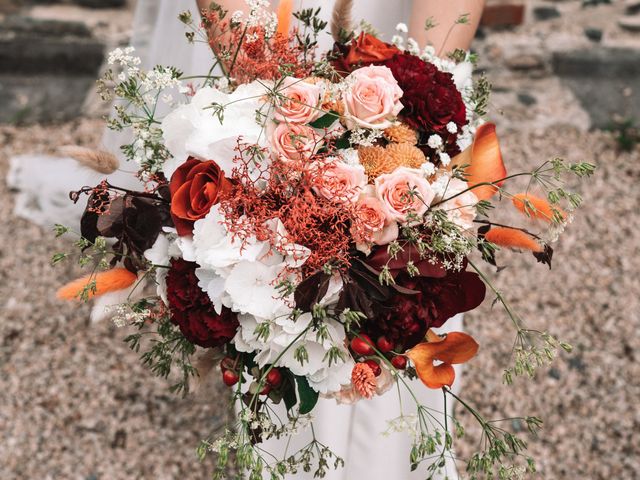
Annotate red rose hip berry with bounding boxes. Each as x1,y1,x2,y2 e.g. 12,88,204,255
222,370,239,386
266,368,283,387
376,336,394,353
364,359,382,377
351,334,375,356
391,355,407,370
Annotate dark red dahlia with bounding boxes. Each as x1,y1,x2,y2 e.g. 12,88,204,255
165,258,238,348
382,53,467,155
363,251,486,350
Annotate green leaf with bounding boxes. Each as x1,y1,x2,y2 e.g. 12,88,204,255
282,374,298,411
309,111,339,129
295,375,318,414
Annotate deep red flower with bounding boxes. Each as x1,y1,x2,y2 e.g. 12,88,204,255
382,53,467,154
165,258,239,348
364,250,486,350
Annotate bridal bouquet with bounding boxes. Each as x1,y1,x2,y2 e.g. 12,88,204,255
54,1,594,478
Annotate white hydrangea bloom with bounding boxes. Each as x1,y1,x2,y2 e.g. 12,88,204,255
161,81,271,179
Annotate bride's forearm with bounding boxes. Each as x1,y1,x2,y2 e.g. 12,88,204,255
196,0,252,14
409,0,485,55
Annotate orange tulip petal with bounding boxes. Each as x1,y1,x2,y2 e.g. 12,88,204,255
407,331,479,389
57,268,137,301
512,193,566,222
276,0,294,37
484,227,544,253
452,123,506,201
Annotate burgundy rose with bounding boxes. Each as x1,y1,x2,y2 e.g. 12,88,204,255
165,258,238,348
382,53,467,153
169,157,232,236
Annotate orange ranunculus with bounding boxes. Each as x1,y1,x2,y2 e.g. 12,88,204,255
169,157,232,236
451,123,506,201
332,32,401,75
406,330,479,389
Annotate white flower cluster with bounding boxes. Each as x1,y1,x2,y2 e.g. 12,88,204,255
235,0,278,41
108,46,141,76
111,304,150,328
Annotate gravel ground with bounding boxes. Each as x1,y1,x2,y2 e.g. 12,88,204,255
2,120,638,479
1,1,639,477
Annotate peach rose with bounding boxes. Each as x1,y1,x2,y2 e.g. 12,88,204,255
343,65,403,129
314,161,367,204
353,188,399,246
273,77,323,124
375,167,435,223
435,177,478,230
270,122,320,162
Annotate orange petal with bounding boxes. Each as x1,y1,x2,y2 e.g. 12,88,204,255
57,268,137,301
430,332,479,365
484,227,543,253
512,193,566,222
452,123,506,201
276,0,294,37
407,332,479,389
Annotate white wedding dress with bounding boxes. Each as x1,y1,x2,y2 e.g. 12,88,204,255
8,1,463,478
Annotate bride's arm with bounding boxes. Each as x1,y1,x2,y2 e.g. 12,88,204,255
196,0,250,14
409,0,485,54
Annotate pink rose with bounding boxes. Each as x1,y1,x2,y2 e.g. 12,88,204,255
273,77,323,124
313,161,367,204
375,167,435,223
435,177,478,230
353,187,399,246
343,65,403,129
270,122,320,162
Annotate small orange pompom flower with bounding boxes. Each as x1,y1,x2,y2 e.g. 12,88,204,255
352,362,377,398
384,123,418,144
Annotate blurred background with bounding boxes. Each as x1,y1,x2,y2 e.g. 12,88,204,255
0,0,638,478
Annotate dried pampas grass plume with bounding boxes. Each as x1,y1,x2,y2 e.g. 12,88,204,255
59,145,119,174
331,0,354,42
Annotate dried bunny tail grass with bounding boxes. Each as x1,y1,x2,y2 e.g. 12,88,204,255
484,227,544,253
331,0,354,42
358,145,391,180
59,145,119,174
57,268,137,301
512,193,566,222
384,123,418,145
386,142,426,169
